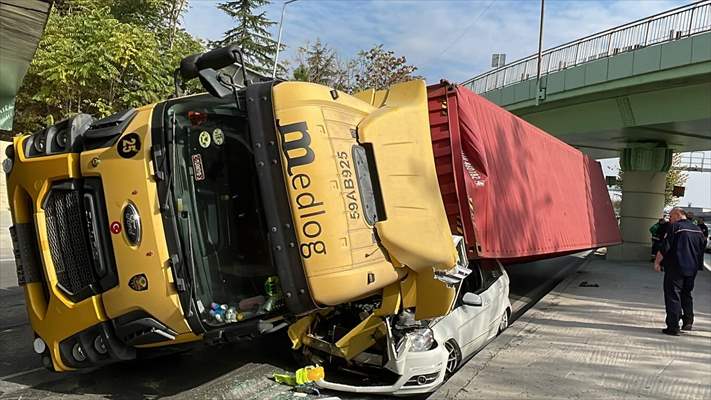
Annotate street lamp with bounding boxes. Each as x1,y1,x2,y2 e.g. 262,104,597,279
273,0,299,79
535,0,545,105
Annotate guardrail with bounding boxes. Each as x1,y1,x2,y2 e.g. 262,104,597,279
463,1,711,93
677,151,711,172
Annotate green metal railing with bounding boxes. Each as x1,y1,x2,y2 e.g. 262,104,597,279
677,152,711,172
463,1,711,93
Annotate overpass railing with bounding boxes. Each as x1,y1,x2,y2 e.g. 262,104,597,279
676,151,711,172
463,1,711,93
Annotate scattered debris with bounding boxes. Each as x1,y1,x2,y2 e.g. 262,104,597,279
273,365,325,386
204,276,286,325
293,384,320,396
578,281,599,287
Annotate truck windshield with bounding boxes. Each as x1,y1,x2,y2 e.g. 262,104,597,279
167,95,280,327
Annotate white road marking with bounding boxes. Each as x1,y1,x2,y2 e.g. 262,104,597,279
0,367,44,381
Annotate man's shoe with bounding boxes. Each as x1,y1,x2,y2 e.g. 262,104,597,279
681,324,693,331
662,328,680,336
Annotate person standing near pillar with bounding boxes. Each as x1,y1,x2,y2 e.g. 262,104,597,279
654,208,705,335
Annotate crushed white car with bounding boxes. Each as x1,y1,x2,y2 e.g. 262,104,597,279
315,260,511,396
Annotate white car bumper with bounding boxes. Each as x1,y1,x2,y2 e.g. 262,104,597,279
316,344,449,396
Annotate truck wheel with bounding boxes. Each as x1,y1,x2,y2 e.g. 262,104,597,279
497,308,510,335
444,340,461,376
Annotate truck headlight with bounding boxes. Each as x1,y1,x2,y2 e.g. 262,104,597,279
23,114,94,158
71,342,87,362
55,128,69,149
407,328,434,352
33,132,47,153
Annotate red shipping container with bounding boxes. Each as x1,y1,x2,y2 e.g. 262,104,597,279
428,82,621,261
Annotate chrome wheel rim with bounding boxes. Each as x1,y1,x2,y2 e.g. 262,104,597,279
444,341,459,374
499,311,509,333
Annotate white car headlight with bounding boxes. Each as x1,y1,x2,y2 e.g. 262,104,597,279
407,328,434,352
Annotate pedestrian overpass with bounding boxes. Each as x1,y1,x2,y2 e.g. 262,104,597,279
462,1,711,260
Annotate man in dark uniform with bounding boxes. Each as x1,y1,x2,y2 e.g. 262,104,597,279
654,208,705,335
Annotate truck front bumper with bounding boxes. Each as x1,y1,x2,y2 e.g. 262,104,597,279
6,129,198,371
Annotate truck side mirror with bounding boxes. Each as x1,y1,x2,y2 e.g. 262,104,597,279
198,68,233,99
176,44,250,98
462,292,482,307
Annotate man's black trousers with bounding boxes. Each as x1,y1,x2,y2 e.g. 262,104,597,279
664,271,696,330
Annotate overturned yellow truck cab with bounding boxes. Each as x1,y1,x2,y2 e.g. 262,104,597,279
5,45,464,371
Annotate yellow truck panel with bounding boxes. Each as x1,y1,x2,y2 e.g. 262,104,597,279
272,82,402,306
356,81,458,319
357,80,457,272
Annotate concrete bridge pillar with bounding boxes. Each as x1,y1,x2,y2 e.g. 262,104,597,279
608,147,672,261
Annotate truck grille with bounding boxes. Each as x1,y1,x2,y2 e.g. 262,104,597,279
44,187,96,297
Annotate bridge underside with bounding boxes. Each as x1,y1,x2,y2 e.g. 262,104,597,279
513,76,711,159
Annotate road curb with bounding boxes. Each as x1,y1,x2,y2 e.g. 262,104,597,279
431,253,596,399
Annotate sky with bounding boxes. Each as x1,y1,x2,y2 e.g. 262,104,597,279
183,0,689,82
182,0,710,207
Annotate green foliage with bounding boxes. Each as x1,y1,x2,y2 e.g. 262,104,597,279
352,44,421,92
292,39,339,86
664,153,689,208
14,0,202,134
290,42,420,94
212,0,284,76
292,64,308,82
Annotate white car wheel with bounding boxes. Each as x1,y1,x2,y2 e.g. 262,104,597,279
444,340,461,375
498,310,509,335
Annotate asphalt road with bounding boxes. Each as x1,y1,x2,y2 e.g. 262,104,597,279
0,253,591,400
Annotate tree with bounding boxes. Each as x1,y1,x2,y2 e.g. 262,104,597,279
212,0,284,76
352,44,421,92
614,153,689,209
13,0,203,134
289,42,421,94
332,58,358,93
105,0,190,50
292,39,340,87
664,153,689,208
